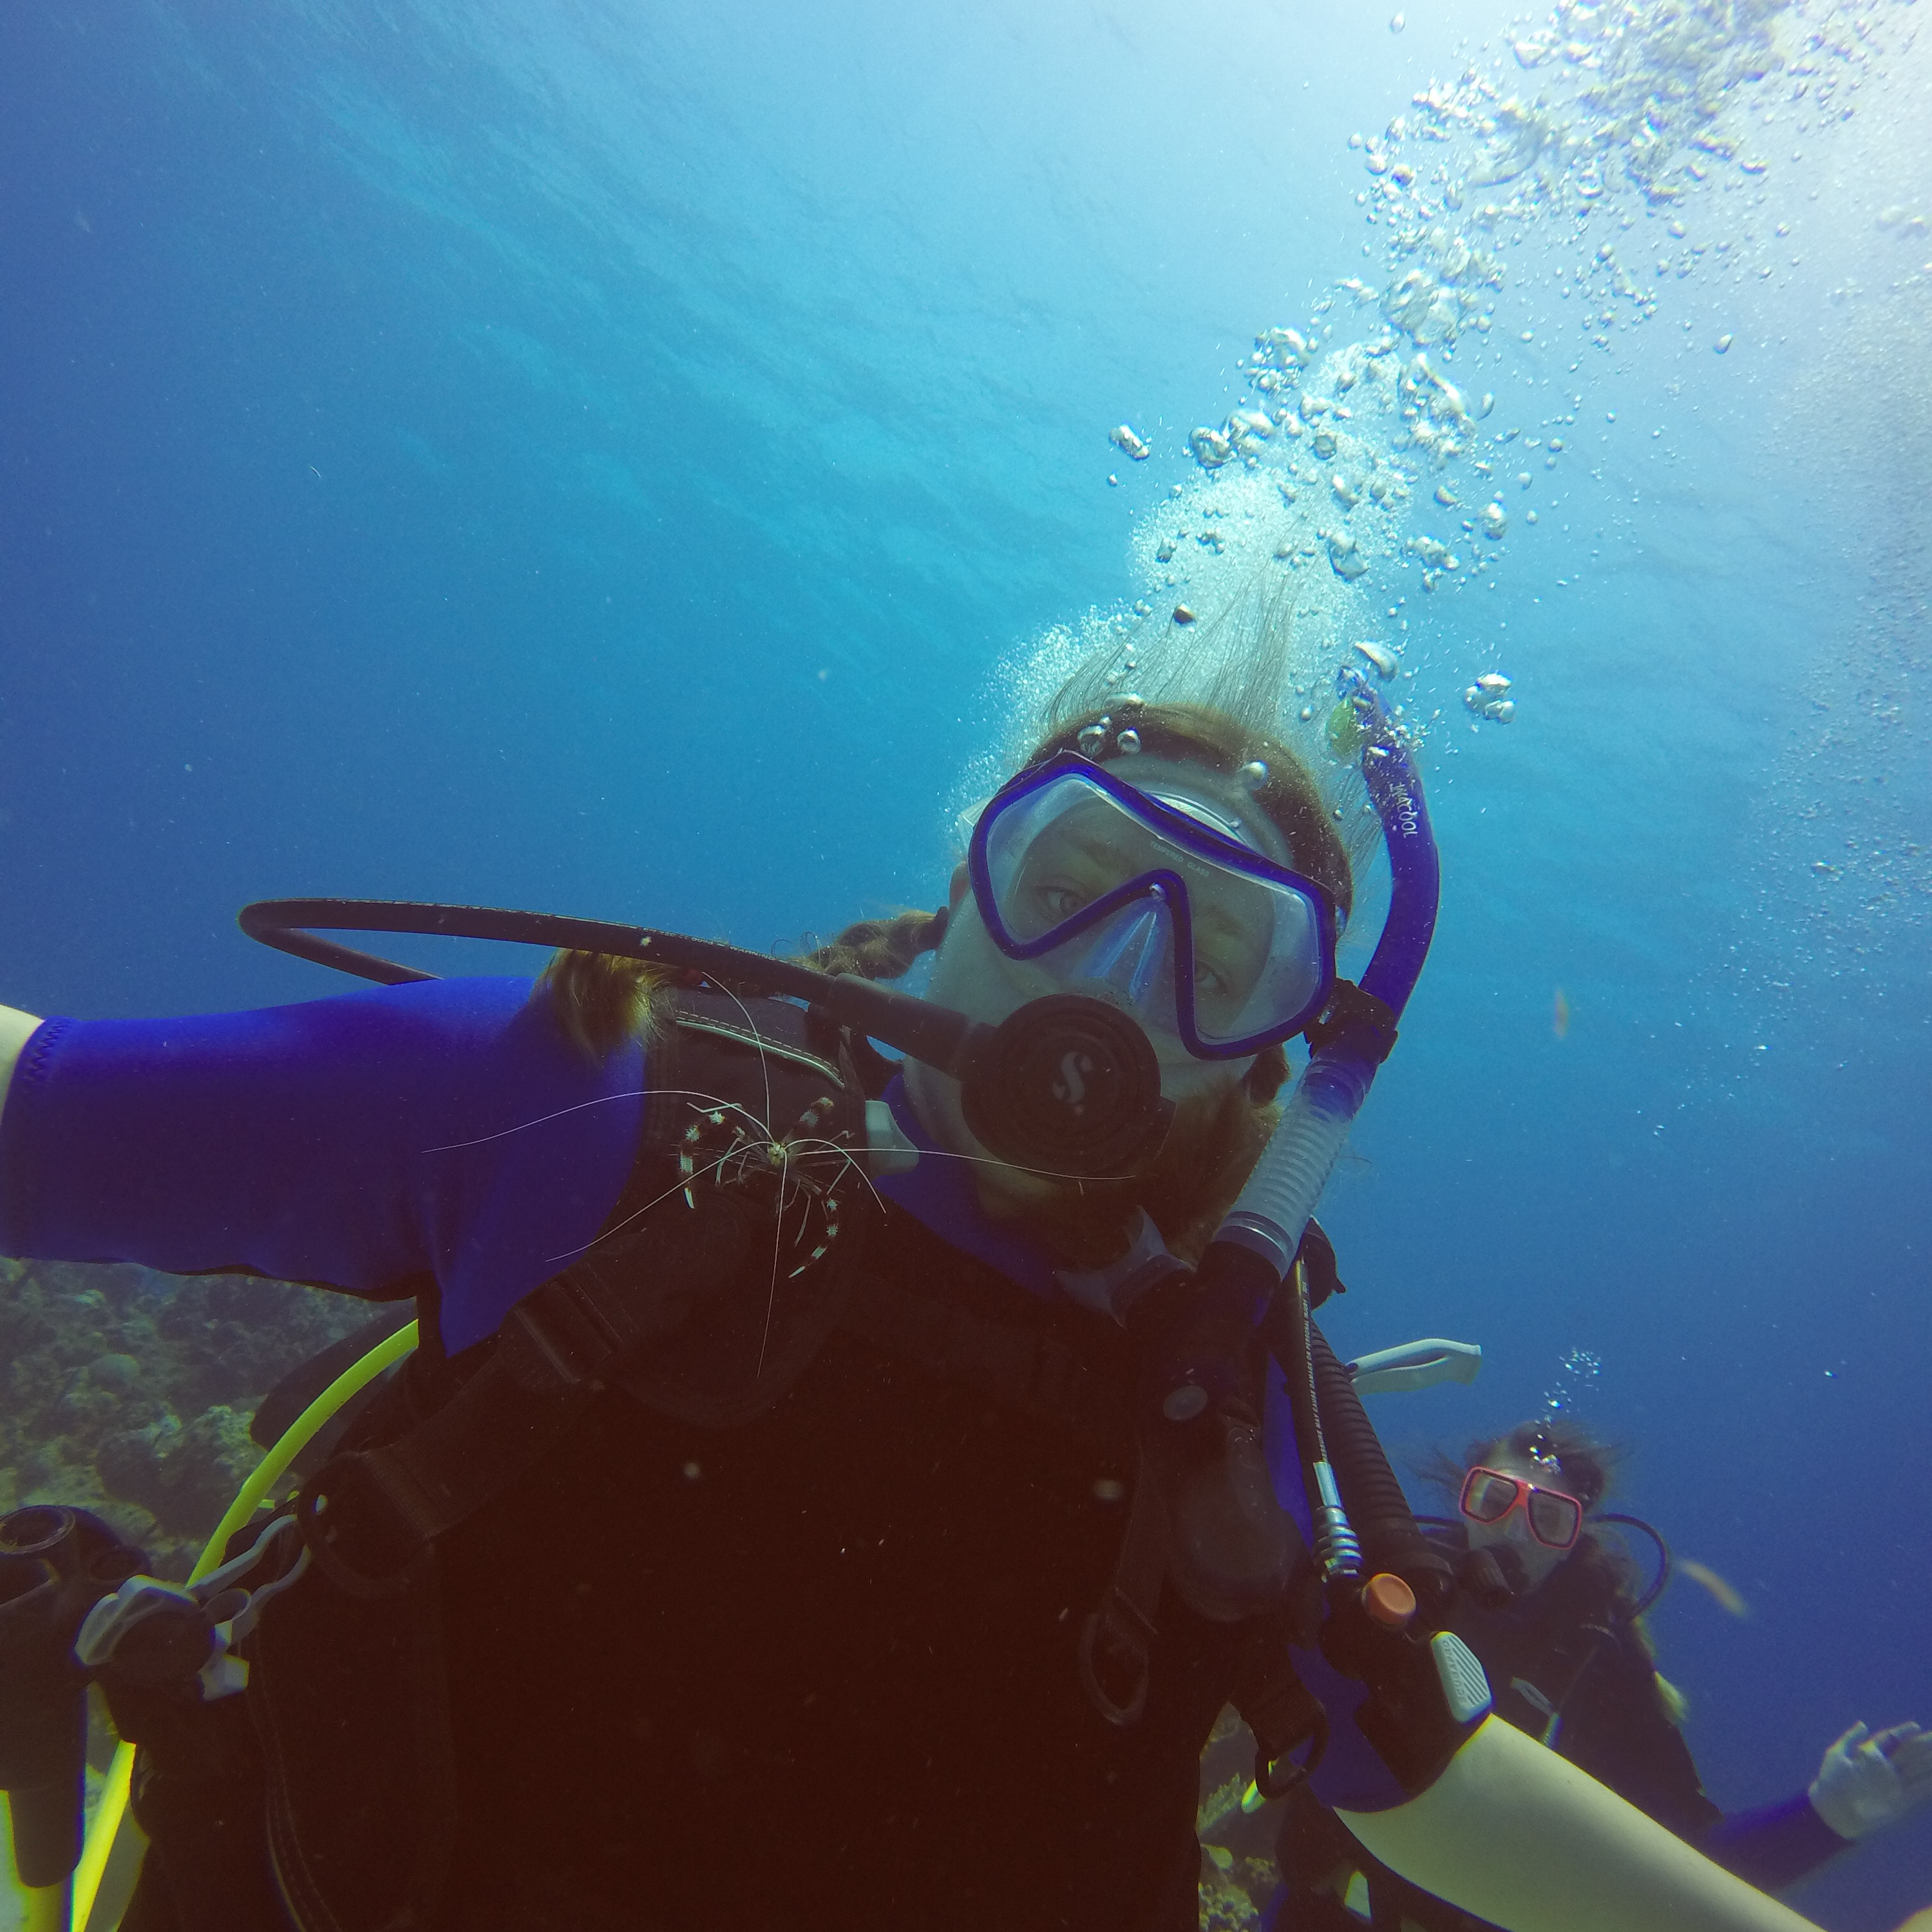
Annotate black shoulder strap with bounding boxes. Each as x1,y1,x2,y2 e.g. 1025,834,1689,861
1075,1449,1168,1727
1495,1621,1616,1746
295,1354,585,1596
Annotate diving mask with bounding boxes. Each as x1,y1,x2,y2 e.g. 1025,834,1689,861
1459,1467,1584,1552
967,753,1338,1060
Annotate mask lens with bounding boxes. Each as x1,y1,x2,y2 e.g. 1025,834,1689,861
997,789,1168,944
974,766,1332,1053
1460,1469,1520,1524
1526,1488,1582,1549
1202,882,1321,1048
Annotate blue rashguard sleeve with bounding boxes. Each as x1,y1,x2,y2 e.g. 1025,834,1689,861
0,977,646,1355
1700,1790,1851,1892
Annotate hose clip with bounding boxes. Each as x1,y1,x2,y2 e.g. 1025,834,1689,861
1300,979,1398,1064
75,1515,308,1701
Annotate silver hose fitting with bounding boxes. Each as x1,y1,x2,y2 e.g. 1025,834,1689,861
1312,1461,1363,1580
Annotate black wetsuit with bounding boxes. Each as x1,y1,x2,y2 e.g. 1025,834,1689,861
2,980,1282,1932
171,1207,1231,1932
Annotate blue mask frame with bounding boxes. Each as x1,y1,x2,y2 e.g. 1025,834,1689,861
965,751,1340,1060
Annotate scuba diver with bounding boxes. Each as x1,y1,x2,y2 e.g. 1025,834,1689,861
0,608,1891,1932
1247,1419,1932,1928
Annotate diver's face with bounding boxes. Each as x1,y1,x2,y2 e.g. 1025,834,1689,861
904,755,1276,1215
1459,1447,1582,1591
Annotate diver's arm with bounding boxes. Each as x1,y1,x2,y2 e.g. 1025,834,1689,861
1339,1715,1828,1932
0,981,645,1349
0,1003,39,1122
1699,1790,1852,1891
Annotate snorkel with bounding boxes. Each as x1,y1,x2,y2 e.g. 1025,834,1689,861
1219,676,1437,1282
1132,669,1445,1627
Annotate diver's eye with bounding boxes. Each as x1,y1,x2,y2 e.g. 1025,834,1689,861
1191,945,1247,1001
1036,882,1094,923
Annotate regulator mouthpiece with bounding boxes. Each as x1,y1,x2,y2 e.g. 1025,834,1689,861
959,994,1173,1179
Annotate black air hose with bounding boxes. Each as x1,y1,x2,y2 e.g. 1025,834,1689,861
1306,1325,1455,1616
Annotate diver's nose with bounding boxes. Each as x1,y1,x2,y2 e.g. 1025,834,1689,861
1074,895,1170,1010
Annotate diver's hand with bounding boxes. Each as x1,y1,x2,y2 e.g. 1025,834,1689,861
1808,1721,1932,1841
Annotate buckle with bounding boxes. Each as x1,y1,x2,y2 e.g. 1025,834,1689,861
498,1273,629,1396
1076,1587,1156,1728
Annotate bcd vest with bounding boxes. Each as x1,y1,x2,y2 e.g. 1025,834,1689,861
120,990,1282,1932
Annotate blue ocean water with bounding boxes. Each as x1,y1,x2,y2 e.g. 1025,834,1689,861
1,2,1927,1927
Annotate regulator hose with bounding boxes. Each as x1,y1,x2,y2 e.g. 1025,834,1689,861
1307,1324,1454,1615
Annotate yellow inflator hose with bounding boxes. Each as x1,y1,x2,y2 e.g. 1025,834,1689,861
14,1318,424,1932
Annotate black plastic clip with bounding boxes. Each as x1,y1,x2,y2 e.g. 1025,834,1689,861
75,1513,309,1700
1302,980,1399,1065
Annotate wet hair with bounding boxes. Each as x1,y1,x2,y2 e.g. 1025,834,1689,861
799,907,951,981
536,949,670,1063
1026,570,1387,902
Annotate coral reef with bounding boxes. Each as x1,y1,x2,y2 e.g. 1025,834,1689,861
1,1256,369,1577
1197,1705,1283,1929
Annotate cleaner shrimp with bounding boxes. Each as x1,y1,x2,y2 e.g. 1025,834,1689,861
423,977,1148,1387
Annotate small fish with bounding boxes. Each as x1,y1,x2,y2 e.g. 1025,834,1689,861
1679,1558,1750,1618
1553,988,1570,1039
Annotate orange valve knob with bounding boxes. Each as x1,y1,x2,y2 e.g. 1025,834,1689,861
1362,1572,1417,1630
